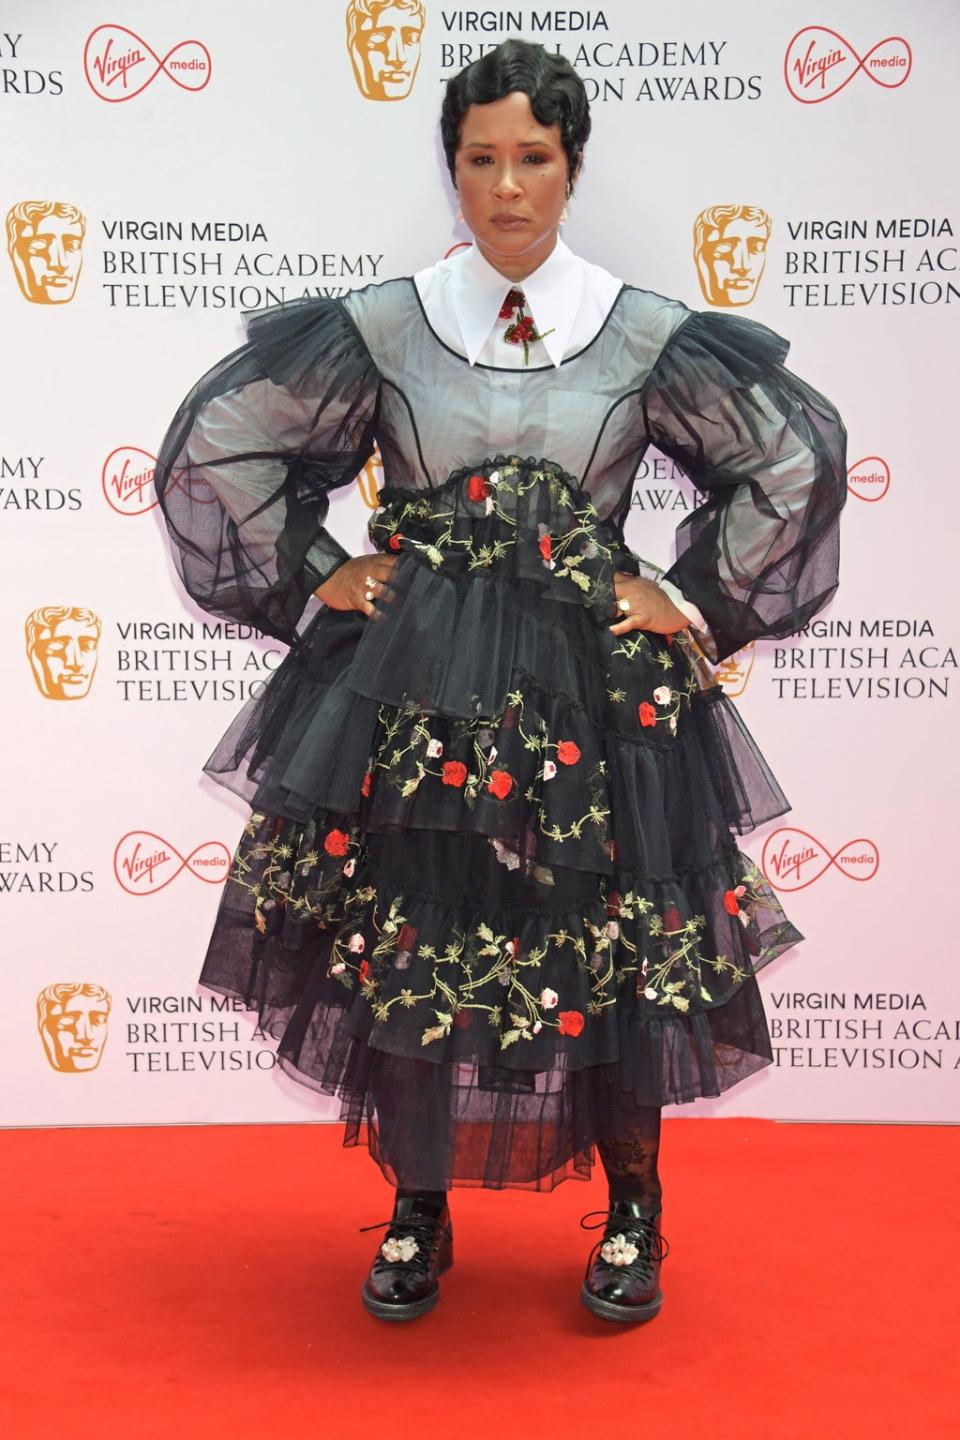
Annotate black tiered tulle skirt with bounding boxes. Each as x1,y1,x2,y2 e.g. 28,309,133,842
196,457,801,1191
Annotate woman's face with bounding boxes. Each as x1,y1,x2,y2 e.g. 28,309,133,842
454,90,573,279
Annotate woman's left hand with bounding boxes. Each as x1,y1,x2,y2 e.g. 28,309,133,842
610,570,691,636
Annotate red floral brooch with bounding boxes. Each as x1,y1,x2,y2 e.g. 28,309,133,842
499,287,555,365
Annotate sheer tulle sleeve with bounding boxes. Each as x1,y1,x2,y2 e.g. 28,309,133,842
640,309,848,664
154,295,381,647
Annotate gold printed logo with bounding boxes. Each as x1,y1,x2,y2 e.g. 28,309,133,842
38,983,111,1072
25,607,101,700
347,0,425,101
685,629,756,695
7,200,86,304
693,205,771,307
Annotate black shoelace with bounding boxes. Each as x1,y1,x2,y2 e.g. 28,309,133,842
579,1208,671,1282
358,1212,453,1275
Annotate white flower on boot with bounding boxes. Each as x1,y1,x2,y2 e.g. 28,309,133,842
380,1234,420,1263
600,1232,640,1267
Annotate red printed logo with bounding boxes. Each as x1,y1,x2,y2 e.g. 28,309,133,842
101,450,217,516
785,27,911,104
83,24,212,102
847,455,891,503
761,827,879,892
113,832,230,895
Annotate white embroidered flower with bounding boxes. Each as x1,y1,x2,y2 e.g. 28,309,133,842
380,1235,420,1264
607,920,620,940
347,933,365,953
488,746,498,763
477,728,495,748
426,737,444,758
496,967,510,986
542,759,557,781
394,950,411,970
600,1233,640,1267
540,987,559,1010
653,685,672,705
644,985,658,1000
490,837,520,870
488,470,501,485
738,910,750,927
343,857,356,877
485,495,494,516
669,714,677,734
330,961,346,975
532,1020,542,1034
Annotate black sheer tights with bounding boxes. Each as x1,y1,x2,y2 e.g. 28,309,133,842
596,1101,663,1215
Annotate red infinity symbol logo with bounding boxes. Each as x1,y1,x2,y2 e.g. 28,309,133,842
784,27,912,104
847,455,891,503
761,827,879,892
101,450,218,516
113,831,231,895
84,24,212,102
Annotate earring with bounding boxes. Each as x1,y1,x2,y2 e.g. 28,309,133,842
456,207,464,223
559,206,568,225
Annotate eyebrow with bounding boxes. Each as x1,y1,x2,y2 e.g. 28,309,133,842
462,140,555,150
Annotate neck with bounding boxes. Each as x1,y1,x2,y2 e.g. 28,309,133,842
474,229,559,283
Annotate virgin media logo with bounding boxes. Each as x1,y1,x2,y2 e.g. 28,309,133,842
847,455,891,503
761,827,879,892
113,831,230,894
83,24,211,102
101,450,217,516
784,27,912,104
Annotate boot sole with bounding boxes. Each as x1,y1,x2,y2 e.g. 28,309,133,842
580,1283,663,1323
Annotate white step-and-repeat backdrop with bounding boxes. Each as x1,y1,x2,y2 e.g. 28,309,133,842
4,1,957,1127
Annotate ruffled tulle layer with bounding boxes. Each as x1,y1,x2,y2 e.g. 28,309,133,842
192,457,801,1190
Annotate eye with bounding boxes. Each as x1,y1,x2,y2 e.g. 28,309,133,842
470,155,493,165
523,153,548,164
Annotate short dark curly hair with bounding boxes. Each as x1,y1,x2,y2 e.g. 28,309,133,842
440,39,591,192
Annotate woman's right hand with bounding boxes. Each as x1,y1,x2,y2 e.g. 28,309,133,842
313,554,398,618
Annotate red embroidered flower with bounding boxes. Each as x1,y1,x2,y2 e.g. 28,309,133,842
663,906,682,931
397,923,417,952
358,959,372,984
557,1009,585,1037
361,772,372,797
323,828,350,856
638,701,657,728
503,287,524,312
498,298,515,320
466,473,491,502
388,533,403,552
723,889,741,916
539,534,553,564
488,769,512,800
606,889,622,917
556,740,581,766
442,760,468,787
515,316,535,340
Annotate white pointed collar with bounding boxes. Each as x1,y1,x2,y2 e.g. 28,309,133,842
451,236,584,368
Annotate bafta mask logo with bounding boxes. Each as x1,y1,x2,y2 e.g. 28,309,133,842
37,982,111,1072
26,606,101,700
693,205,771,307
684,629,755,696
7,199,85,304
347,0,425,101
358,445,384,508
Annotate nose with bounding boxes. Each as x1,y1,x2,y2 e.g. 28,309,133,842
730,240,750,274
492,166,523,200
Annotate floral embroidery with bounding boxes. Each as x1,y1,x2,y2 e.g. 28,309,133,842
499,287,555,365
638,702,657,728
323,828,351,856
487,769,513,800
557,1009,585,1036
556,740,581,766
466,473,491,503
442,760,467,787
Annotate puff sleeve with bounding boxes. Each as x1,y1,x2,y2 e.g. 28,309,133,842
154,295,381,647
640,309,848,664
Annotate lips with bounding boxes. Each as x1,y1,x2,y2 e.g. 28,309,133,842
491,216,527,229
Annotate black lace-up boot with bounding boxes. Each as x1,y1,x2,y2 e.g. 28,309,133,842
360,1190,454,1321
579,1200,670,1323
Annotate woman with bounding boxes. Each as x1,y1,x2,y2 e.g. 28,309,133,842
154,39,847,1325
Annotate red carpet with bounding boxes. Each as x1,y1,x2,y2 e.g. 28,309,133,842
1,1119,955,1439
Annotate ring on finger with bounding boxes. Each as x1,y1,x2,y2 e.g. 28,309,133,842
364,574,377,588
617,597,631,613
364,589,375,602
